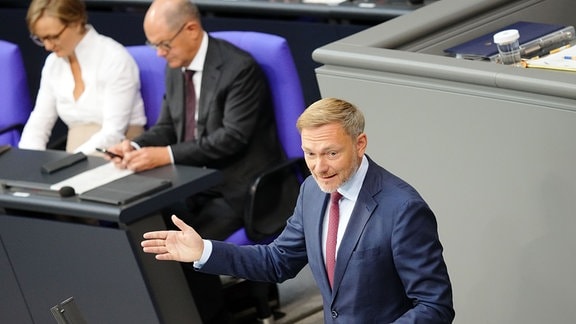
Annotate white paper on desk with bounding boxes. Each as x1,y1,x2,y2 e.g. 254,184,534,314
50,162,134,194
524,45,576,71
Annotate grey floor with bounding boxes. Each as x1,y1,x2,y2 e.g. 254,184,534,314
274,265,323,324
227,264,323,324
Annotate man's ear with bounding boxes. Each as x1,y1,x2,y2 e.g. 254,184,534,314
356,133,367,155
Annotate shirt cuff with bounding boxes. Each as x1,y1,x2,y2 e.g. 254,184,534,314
167,146,175,164
131,141,174,164
130,141,141,150
193,239,213,269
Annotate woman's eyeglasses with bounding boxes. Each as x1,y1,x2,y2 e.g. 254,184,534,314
30,25,68,47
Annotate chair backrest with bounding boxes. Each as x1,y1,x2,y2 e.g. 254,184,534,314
125,45,166,129
0,40,32,146
211,32,307,243
210,31,306,160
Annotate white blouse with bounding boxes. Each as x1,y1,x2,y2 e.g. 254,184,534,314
19,25,146,155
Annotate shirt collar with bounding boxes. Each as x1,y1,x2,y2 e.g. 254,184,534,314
184,31,208,72
74,24,96,59
337,155,368,202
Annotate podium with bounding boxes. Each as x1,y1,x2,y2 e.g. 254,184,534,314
313,0,576,323
0,148,222,324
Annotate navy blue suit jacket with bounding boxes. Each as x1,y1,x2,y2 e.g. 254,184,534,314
202,156,454,323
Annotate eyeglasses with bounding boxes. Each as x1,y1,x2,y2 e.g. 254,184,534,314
146,22,188,52
30,24,68,47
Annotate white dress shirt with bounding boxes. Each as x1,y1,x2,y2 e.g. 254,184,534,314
19,25,146,155
164,31,209,163
321,155,369,263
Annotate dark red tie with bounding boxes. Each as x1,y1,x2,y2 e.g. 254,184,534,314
326,191,342,288
184,70,196,141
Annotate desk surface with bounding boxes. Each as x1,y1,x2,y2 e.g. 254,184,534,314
0,148,222,224
1,0,435,22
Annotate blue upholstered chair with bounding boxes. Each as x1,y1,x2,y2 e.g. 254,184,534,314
125,45,166,129
211,31,306,242
0,40,32,146
211,31,307,323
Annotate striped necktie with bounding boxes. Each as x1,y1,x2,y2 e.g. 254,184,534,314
326,191,342,288
184,70,196,141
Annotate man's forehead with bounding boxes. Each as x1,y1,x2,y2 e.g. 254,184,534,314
301,123,345,137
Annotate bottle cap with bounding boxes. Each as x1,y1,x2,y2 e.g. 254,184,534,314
493,29,520,45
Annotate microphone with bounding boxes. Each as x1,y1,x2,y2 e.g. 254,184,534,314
1,181,77,198
58,186,76,197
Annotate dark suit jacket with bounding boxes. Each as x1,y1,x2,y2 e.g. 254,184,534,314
202,156,455,323
133,36,284,214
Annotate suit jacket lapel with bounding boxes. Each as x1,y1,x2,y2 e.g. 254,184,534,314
196,37,222,138
170,68,186,142
316,194,331,291
332,160,381,295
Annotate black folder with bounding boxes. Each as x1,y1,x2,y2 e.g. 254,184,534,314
79,174,171,205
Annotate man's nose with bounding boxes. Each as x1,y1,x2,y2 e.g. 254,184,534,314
314,156,329,173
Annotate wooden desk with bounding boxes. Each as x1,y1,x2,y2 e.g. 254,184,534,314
0,148,222,324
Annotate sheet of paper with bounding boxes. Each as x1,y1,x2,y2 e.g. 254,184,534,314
524,45,576,71
50,162,134,194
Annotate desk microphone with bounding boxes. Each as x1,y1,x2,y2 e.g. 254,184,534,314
1,181,76,198
58,186,76,197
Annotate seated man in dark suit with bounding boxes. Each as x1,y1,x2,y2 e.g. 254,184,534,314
110,0,284,241
107,0,286,322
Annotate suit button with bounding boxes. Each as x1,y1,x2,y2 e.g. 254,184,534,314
331,310,338,318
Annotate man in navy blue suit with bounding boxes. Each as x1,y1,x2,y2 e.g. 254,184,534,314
142,98,455,323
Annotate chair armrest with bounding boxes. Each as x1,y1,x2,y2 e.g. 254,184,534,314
244,157,309,242
0,123,24,136
46,135,67,150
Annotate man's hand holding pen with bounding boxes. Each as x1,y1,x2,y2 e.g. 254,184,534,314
104,140,172,172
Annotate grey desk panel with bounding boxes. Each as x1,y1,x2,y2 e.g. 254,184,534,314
81,0,423,21
0,148,220,324
0,215,159,324
313,0,576,323
0,237,33,323
0,0,430,21
0,149,222,224
314,43,576,101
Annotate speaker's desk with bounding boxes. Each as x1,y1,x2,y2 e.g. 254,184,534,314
0,148,222,324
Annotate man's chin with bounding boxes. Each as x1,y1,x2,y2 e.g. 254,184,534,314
166,59,184,69
314,177,338,193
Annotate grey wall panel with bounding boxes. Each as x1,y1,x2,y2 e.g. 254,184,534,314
316,68,576,323
314,0,576,322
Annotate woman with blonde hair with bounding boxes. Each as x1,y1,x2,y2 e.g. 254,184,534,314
19,0,146,154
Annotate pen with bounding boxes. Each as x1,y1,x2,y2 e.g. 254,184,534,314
95,147,123,159
549,44,571,54
564,56,576,60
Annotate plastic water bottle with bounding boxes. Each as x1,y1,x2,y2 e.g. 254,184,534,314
493,29,521,65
